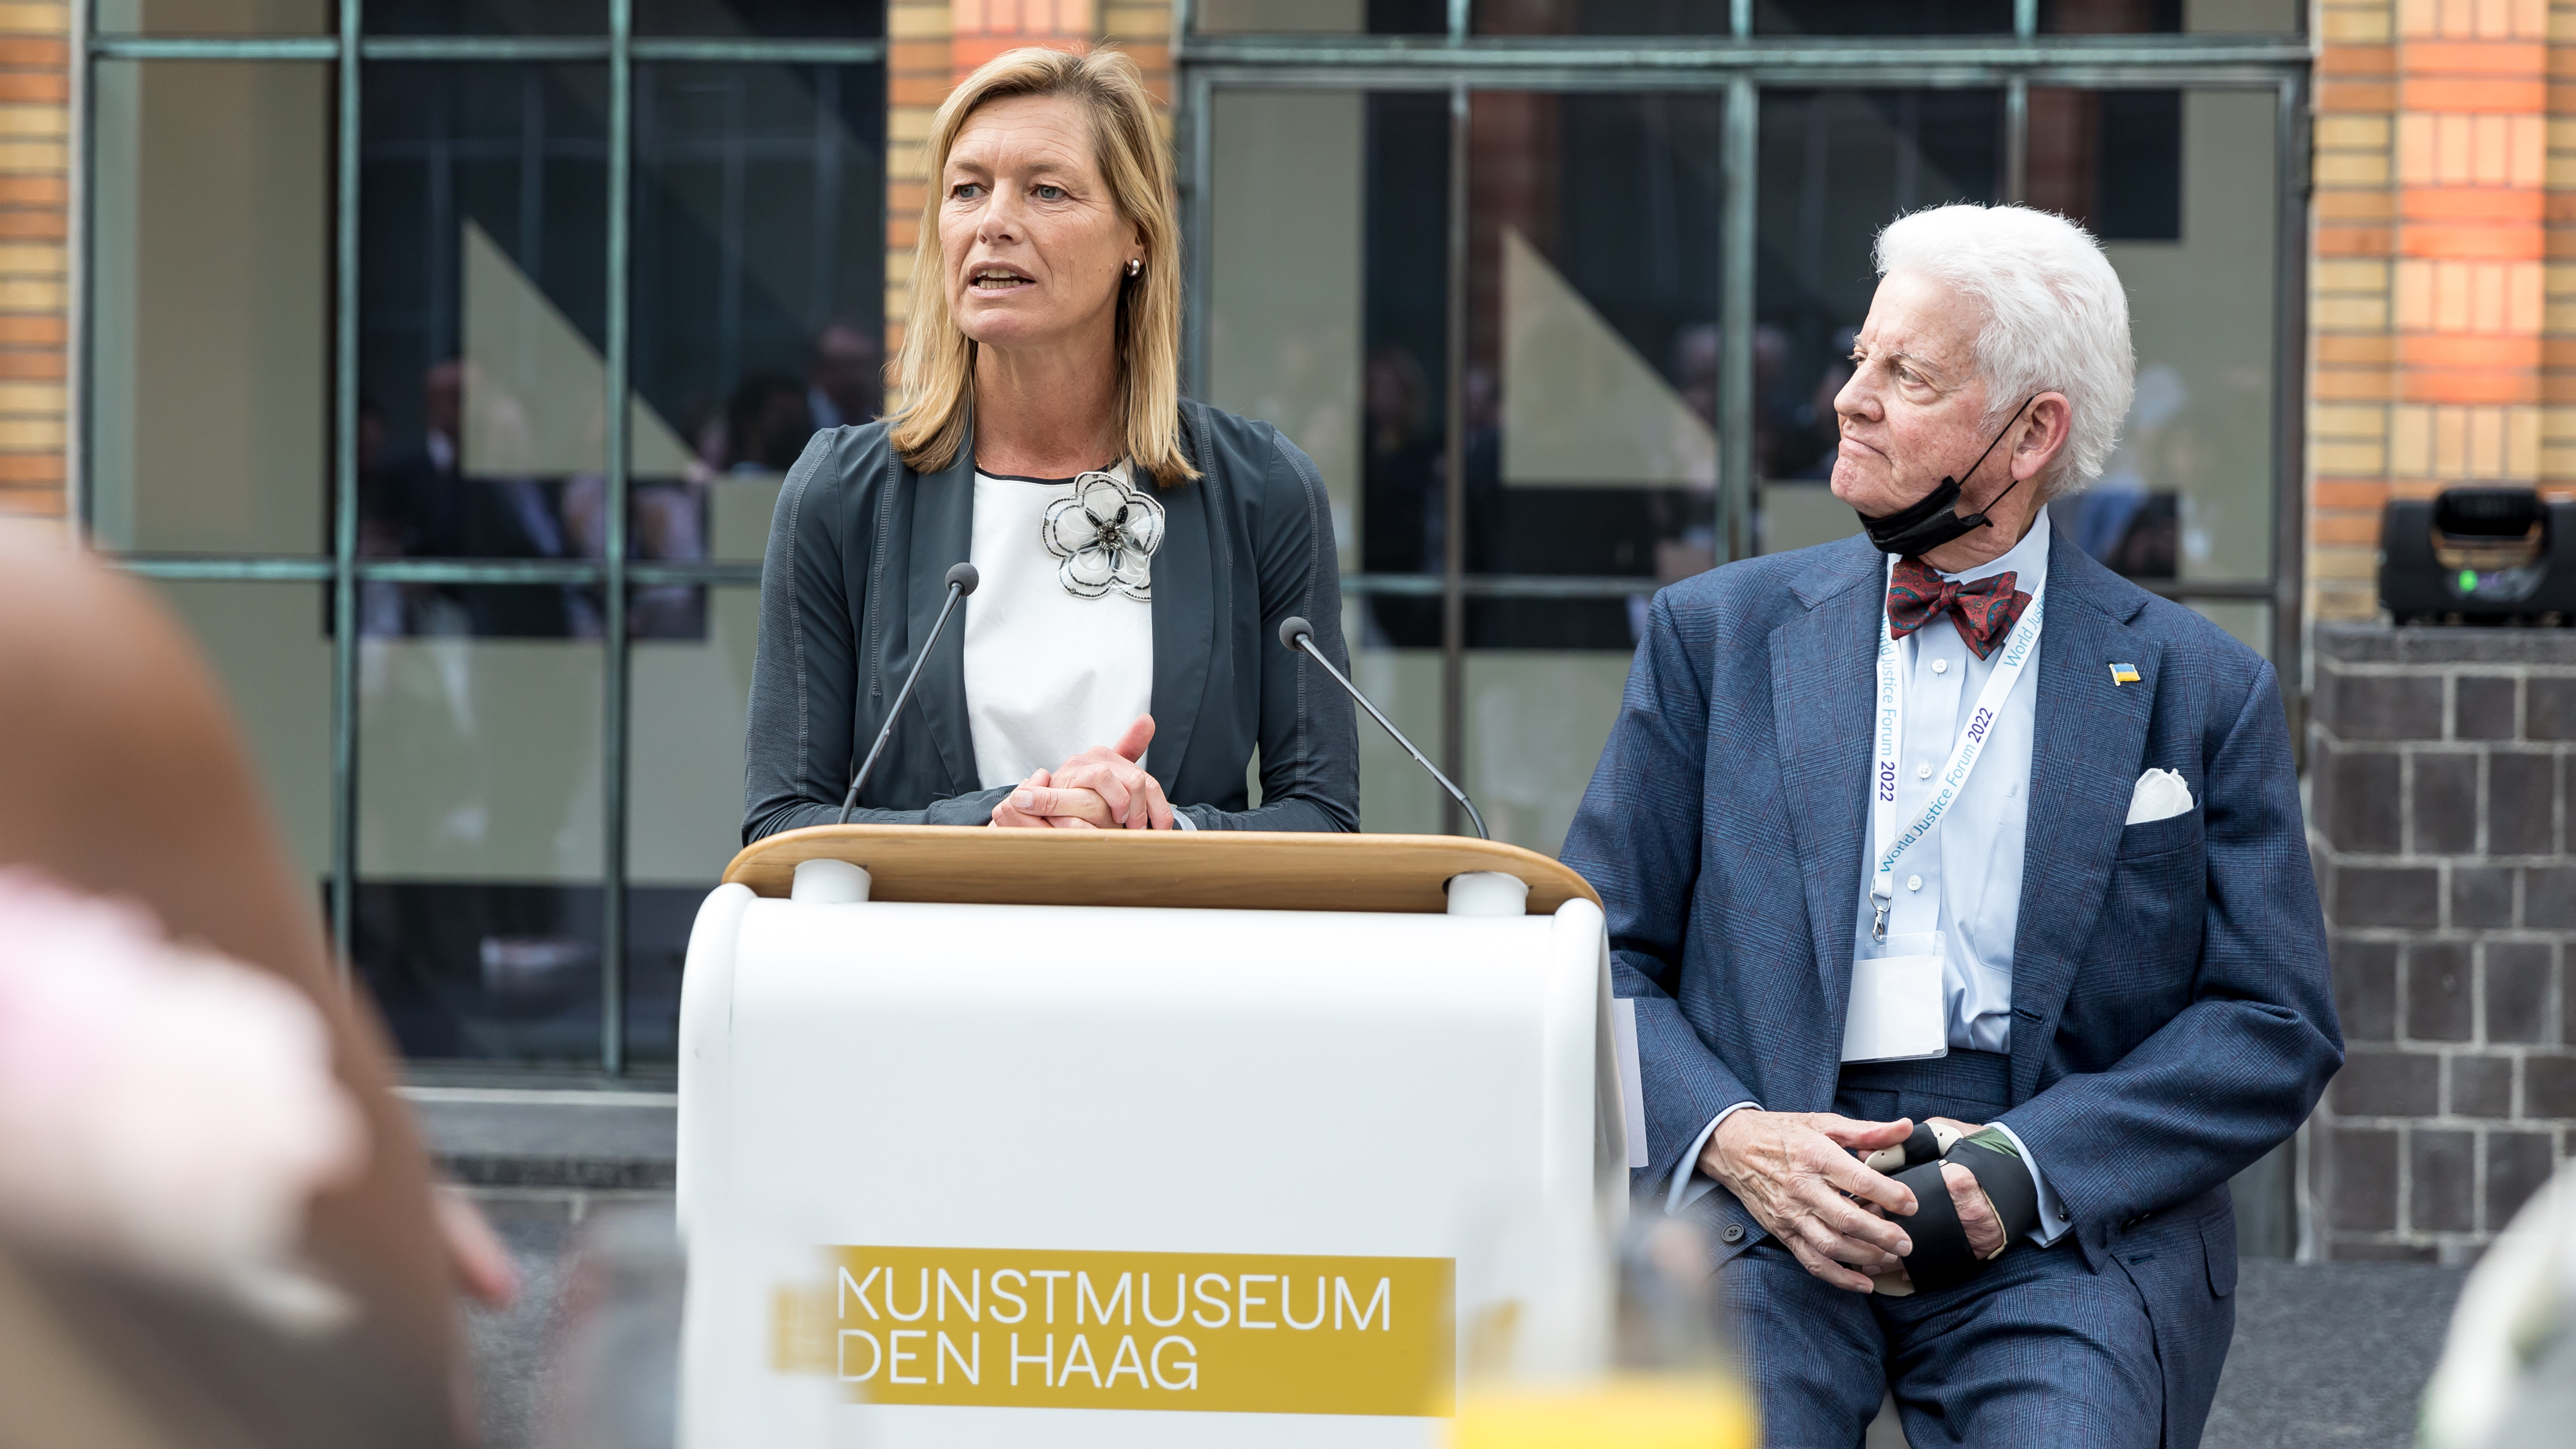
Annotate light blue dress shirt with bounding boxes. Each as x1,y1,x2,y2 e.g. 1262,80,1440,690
1850,508,2050,1055
1670,512,2072,1249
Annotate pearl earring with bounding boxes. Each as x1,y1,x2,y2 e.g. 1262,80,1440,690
1126,258,1142,277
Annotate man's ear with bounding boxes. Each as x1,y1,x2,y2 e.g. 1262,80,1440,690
2012,393,2074,476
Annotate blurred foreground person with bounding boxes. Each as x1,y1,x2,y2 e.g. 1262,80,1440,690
1562,205,2342,1447
743,47,1356,838
0,524,477,1447
2421,1162,2576,1449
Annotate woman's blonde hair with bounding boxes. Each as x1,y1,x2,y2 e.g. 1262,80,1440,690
886,47,1197,486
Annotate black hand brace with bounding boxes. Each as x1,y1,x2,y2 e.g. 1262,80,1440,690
1863,1120,1958,1176
1883,1135,2041,1294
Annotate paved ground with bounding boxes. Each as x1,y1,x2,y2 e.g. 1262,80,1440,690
465,1190,599,1448
2203,1260,2467,1449
465,1195,2468,1449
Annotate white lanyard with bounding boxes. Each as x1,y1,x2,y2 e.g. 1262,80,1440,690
1870,575,2046,941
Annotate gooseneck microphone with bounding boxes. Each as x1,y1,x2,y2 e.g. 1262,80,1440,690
1277,616,1488,841
839,562,979,824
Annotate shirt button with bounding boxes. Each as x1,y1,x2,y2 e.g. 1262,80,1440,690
1916,762,1933,779
1722,1224,1745,1244
1931,658,1950,675
1907,874,1923,892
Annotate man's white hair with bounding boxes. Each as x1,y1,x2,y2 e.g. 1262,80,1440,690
1873,203,2134,496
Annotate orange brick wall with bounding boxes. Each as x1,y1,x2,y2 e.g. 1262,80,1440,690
2311,0,2576,626
886,0,951,371
0,0,66,524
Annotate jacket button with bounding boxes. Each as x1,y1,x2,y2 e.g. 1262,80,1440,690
1722,1224,1745,1244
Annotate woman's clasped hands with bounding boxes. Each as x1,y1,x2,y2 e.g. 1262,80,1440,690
990,714,1178,830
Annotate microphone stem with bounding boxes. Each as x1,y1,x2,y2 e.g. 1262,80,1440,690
1293,635,1487,841
839,580,967,825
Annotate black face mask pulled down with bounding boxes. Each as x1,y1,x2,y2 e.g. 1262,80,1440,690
1852,393,2041,559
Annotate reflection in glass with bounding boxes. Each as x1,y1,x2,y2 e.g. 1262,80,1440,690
1754,89,2001,555
1754,0,2011,33
625,585,760,1061
360,64,694,636
1474,0,1726,32
90,61,330,554
1361,91,1452,647
1344,595,1449,837
633,63,885,564
2026,89,2181,241
95,0,326,34
635,0,883,36
1196,0,1443,32
357,585,601,1060
360,63,612,565
357,882,602,1061
145,581,332,884
366,0,603,35
1464,650,1630,854
2187,600,2270,661
2039,89,2275,585
1465,90,1726,651
2042,0,2299,33
1203,101,1452,838
1207,82,1732,850
1209,90,1366,577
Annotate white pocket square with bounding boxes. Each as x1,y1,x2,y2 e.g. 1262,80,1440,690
2126,767,2195,825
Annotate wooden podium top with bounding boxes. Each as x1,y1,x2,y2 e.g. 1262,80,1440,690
721,824,1601,916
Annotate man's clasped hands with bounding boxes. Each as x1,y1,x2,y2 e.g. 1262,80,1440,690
989,713,1180,830
1705,1109,2009,1292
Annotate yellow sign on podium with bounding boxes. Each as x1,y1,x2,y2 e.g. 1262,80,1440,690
783,1246,1453,1417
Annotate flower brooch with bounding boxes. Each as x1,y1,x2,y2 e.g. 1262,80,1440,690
1043,470,1164,601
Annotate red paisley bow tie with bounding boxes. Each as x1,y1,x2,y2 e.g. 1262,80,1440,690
1885,558,2031,660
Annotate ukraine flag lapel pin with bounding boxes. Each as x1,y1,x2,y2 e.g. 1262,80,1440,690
2108,662,2141,686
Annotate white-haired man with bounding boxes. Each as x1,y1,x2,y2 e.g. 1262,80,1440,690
1563,204,2341,1445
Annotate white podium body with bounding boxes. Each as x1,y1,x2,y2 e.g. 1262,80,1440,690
678,828,1624,1448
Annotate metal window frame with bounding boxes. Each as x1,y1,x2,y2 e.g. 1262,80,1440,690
70,4,2313,1072
75,4,889,1075
1171,2,2313,829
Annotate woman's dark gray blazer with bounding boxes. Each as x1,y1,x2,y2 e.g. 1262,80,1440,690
742,400,1359,840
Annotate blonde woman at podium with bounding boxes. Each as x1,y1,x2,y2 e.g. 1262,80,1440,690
743,48,1357,840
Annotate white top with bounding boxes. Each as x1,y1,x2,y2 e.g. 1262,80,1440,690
962,462,1158,790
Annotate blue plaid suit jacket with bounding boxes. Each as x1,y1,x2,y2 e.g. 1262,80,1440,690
1562,529,2342,1282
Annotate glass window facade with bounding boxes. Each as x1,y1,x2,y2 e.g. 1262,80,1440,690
1182,4,2307,849
1194,0,1441,34
89,59,332,555
83,5,886,1072
80,4,2306,1072
1753,0,2012,35
96,0,330,34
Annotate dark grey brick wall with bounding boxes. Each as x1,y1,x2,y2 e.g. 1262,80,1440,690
2309,625,2576,1264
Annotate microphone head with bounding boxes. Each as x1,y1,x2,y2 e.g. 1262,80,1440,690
1277,616,1314,652
945,562,980,596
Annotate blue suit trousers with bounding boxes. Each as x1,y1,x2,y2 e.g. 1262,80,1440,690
1718,1053,2231,1449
